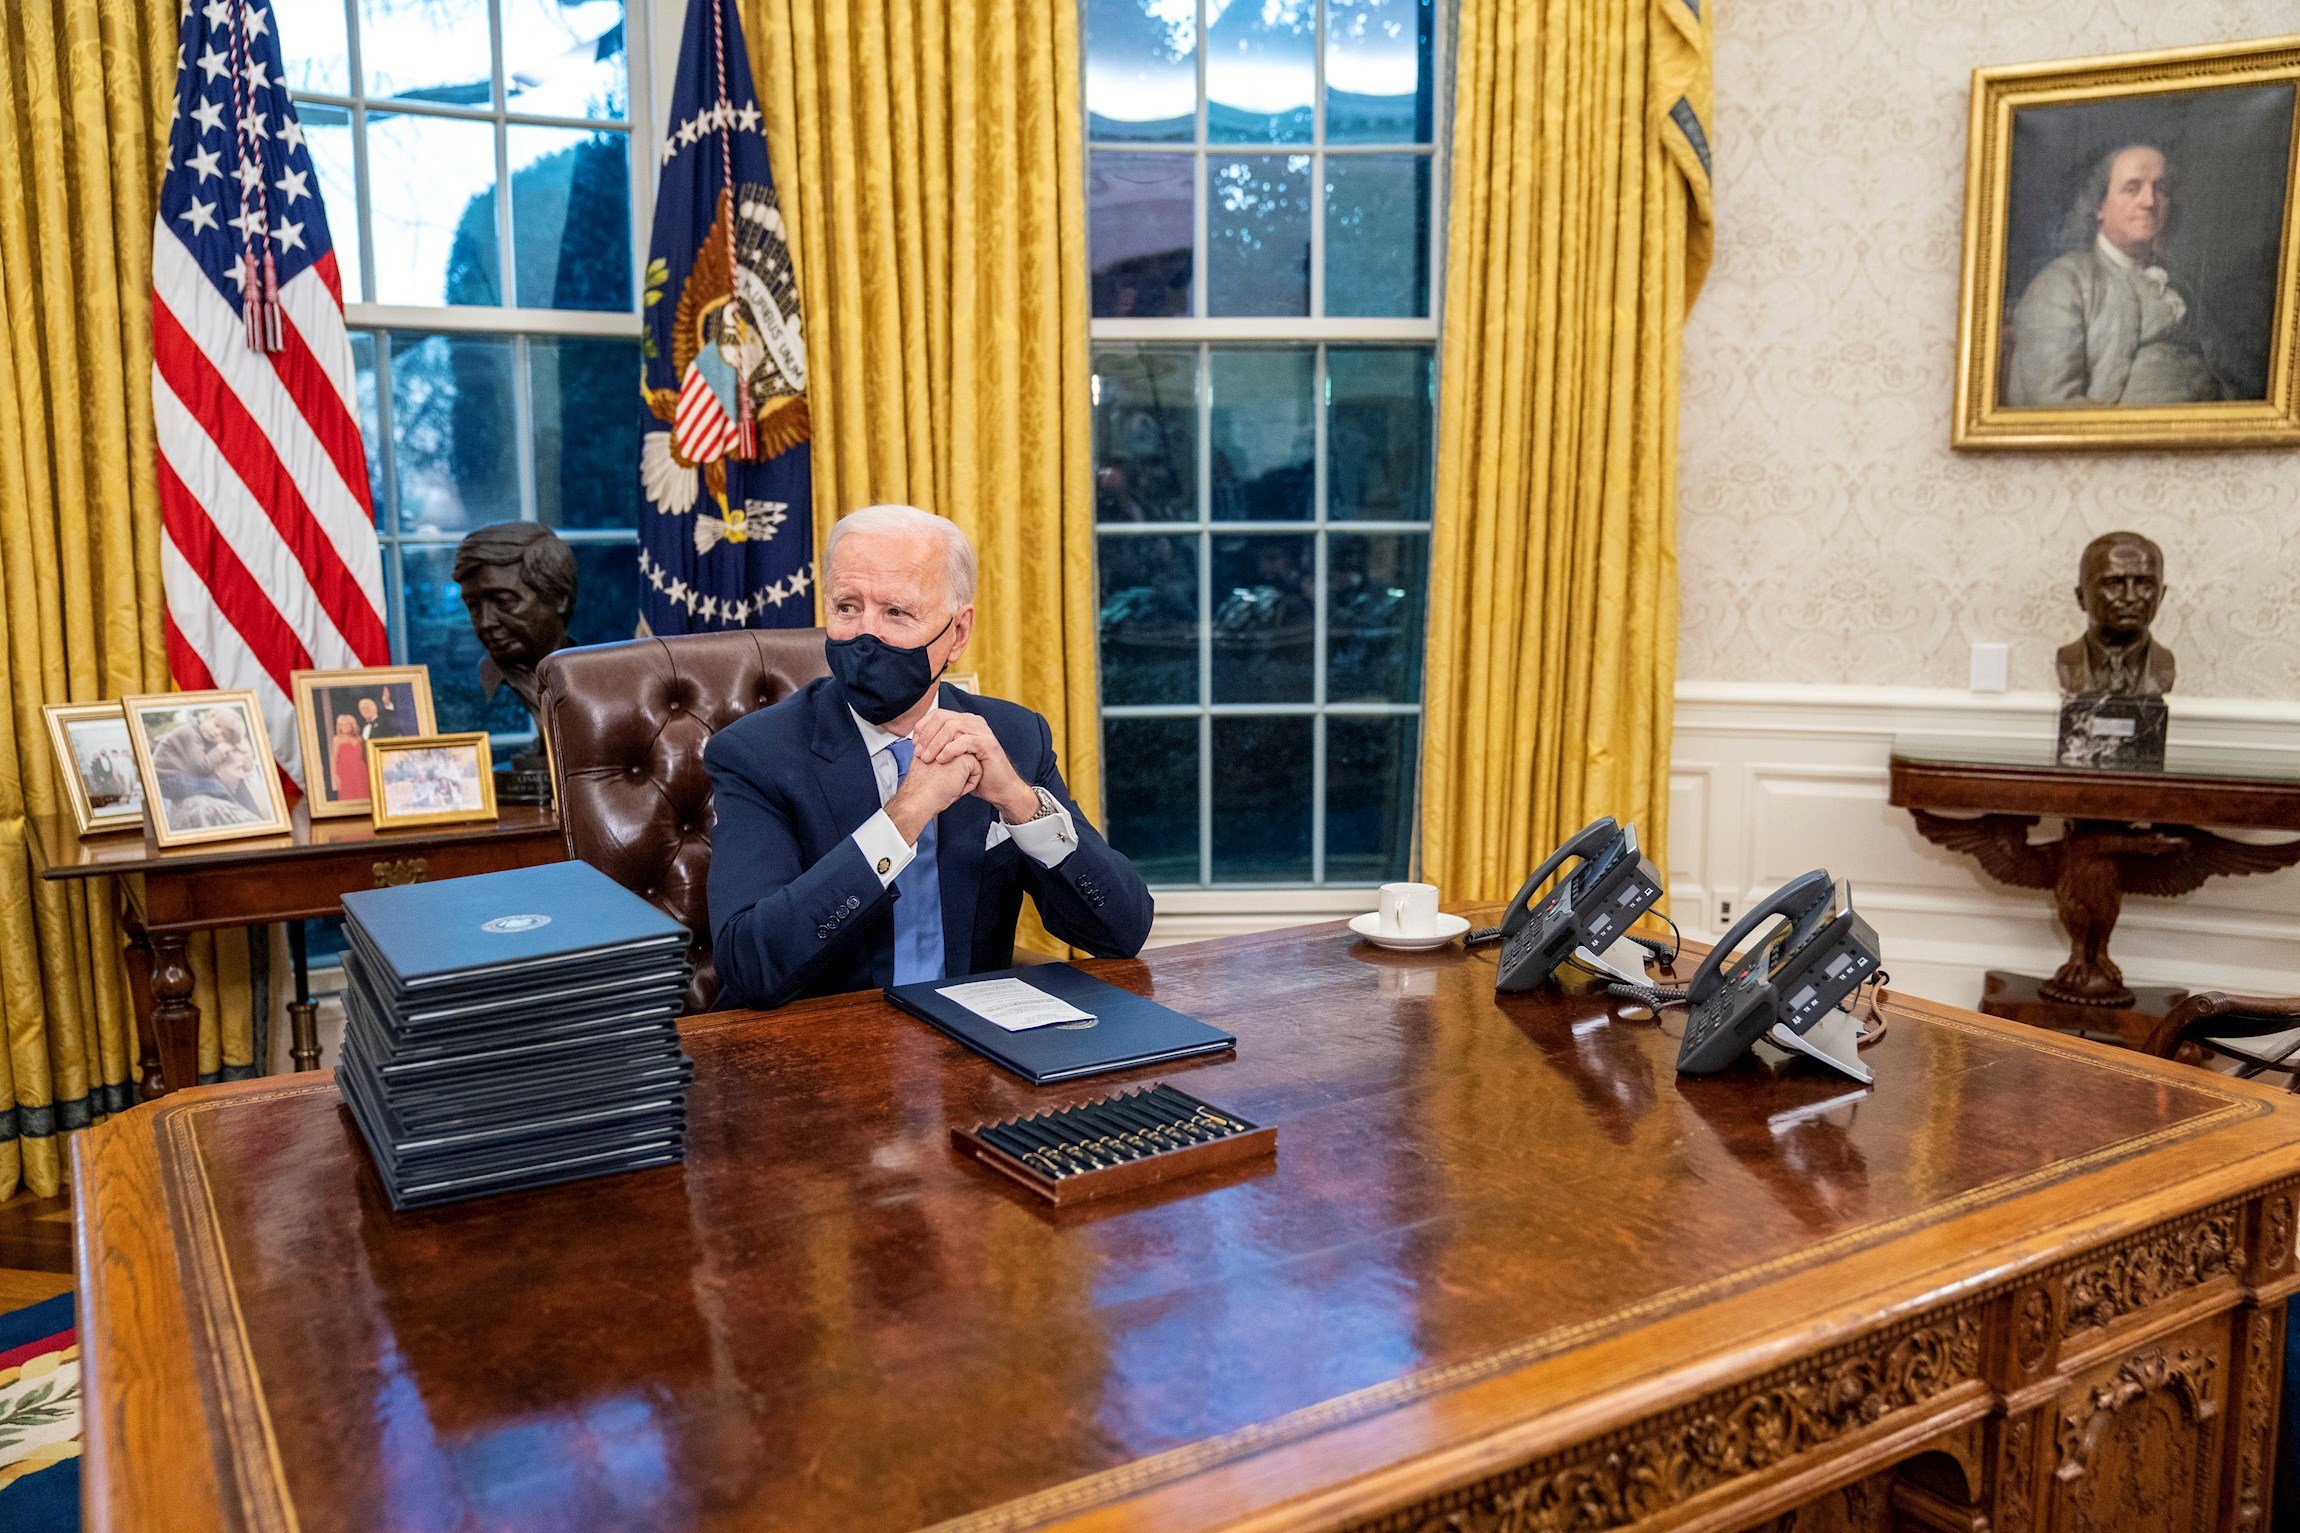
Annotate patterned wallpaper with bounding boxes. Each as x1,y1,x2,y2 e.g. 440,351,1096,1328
1678,1,2300,699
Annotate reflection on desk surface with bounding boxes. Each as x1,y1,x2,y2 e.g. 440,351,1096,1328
129,921,2275,1533
1891,730,2300,783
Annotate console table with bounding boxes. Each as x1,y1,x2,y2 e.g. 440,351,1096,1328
28,806,564,1098
73,918,2300,1531
1889,734,2300,1047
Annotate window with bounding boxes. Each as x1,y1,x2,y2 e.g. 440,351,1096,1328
277,0,648,736
1085,0,1439,888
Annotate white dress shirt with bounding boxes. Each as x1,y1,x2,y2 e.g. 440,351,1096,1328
847,706,1079,887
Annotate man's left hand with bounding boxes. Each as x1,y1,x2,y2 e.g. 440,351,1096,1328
911,711,1039,823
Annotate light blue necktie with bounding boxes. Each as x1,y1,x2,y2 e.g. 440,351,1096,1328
885,738,945,985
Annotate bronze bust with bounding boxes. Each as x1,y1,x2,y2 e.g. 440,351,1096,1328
2055,530,2174,697
453,523,577,800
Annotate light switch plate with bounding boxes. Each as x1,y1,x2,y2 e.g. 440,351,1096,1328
1970,641,2010,693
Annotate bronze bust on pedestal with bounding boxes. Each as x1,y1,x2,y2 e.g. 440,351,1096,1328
2055,530,2175,697
453,523,576,804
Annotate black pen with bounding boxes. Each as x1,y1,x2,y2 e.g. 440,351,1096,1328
1152,1085,1242,1134
980,1121,1063,1175
998,1117,1087,1174
1035,1111,1117,1169
1117,1094,1211,1144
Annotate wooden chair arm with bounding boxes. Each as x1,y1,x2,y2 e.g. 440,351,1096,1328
2143,991,2300,1060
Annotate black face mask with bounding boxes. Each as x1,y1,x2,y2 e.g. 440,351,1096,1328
824,615,954,725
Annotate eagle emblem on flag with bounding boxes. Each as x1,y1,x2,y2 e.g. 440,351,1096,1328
639,0,814,634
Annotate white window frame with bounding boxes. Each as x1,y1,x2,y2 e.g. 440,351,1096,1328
1088,0,1448,893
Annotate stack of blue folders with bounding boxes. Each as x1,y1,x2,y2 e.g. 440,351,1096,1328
335,861,695,1210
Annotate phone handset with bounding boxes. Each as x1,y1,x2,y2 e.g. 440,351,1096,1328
1685,869,1834,1007
1498,816,1621,942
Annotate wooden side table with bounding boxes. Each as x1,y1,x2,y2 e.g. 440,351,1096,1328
1889,734,2300,1046
29,806,565,1098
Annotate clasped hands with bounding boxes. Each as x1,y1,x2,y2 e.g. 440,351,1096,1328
884,709,1041,845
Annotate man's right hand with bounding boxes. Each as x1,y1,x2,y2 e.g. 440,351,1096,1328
884,750,981,845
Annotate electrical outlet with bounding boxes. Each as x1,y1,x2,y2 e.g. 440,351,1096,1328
1715,895,1734,929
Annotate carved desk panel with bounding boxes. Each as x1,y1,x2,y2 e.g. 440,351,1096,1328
71,920,2300,1532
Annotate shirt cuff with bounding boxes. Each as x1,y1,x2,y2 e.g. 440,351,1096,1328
852,810,917,886
1006,797,1078,868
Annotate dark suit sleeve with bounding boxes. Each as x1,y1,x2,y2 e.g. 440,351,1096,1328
1013,712,1154,958
704,733,894,1009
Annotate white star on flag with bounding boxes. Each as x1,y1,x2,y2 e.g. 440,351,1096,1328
270,220,305,252
242,57,271,90
201,0,229,25
240,109,269,140
197,45,229,81
190,97,226,136
222,252,247,288
274,167,309,204
237,158,264,190
187,145,221,181
244,5,268,35
179,197,219,234
229,205,266,238
278,116,304,151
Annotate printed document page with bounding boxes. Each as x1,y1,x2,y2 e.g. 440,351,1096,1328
937,977,1096,1032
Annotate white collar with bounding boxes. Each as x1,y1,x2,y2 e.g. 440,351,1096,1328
2095,232,2157,274
850,700,947,757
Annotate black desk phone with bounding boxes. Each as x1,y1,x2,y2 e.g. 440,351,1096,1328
1490,816,1666,993
1675,870,1880,1076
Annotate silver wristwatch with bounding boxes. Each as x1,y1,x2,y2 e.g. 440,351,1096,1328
1005,786,1059,825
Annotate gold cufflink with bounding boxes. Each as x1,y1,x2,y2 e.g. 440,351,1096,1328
877,857,891,874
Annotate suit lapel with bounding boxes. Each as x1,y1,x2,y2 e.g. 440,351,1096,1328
931,684,992,971
807,679,883,830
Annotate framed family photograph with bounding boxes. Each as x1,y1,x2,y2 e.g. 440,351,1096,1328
42,702,147,836
290,665,436,819
119,690,293,849
368,733,498,831
1954,36,2300,449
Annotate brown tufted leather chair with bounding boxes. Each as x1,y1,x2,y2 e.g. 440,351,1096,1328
537,628,829,1014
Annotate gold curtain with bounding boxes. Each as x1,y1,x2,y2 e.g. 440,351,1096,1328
738,0,1101,825
1419,0,1713,902
0,0,265,1199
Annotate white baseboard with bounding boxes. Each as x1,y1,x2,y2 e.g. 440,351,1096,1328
1670,682,2300,1012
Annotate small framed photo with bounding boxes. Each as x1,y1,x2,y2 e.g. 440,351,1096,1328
120,690,294,848
368,733,498,831
1955,36,2300,449
42,702,147,836
290,666,437,819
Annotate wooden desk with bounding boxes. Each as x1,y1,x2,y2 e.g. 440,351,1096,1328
30,806,563,1098
1890,735,2300,1046
73,920,2300,1532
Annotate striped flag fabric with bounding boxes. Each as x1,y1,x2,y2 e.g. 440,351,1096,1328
153,0,388,791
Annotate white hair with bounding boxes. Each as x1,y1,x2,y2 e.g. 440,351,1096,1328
823,503,978,609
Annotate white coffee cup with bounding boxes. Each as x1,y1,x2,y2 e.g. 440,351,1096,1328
1377,882,1441,937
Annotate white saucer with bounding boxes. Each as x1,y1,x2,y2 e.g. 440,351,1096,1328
1349,911,1471,951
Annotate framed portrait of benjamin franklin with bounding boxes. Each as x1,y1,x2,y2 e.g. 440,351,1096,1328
1954,36,2300,449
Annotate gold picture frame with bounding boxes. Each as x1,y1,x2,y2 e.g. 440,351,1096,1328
120,690,295,849
1954,35,2300,449
289,665,437,819
367,732,498,831
42,702,148,836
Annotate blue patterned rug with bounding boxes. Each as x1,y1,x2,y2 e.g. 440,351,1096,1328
0,1291,78,1533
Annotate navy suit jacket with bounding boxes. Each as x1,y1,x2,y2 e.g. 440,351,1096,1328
703,677,1155,1009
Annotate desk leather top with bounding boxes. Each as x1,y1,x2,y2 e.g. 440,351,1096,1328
74,919,2300,1532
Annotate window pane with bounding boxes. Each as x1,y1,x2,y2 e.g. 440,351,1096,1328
389,332,517,536
1104,716,1199,884
1325,155,1430,317
367,112,500,306
273,0,351,96
298,103,364,303
1211,715,1311,881
1210,347,1312,522
507,126,632,311
1326,716,1417,882
531,336,639,530
1085,0,1195,144
502,0,628,120
350,331,384,515
1328,532,1428,702
400,545,537,736
1093,345,1196,523
1098,534,1199,706
567,540,637,647
360,0,493,105
1325,0,1434,145
1207,0,1313,145
1211,533,1313,702
1208,154,1310,317
1091,152,1193,318
1327,347,1432,521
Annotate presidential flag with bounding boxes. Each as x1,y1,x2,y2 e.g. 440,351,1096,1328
638,0,812,634
154,0,388,790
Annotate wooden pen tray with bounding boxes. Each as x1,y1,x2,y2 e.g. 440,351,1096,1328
953,1084,1275,1206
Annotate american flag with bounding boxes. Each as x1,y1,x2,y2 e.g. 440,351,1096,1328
154,0,388,791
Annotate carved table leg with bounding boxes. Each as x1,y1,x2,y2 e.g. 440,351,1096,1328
2040,821,2137,1006
150,932,203,1096
287,918,320,1072
121,922,165,1102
